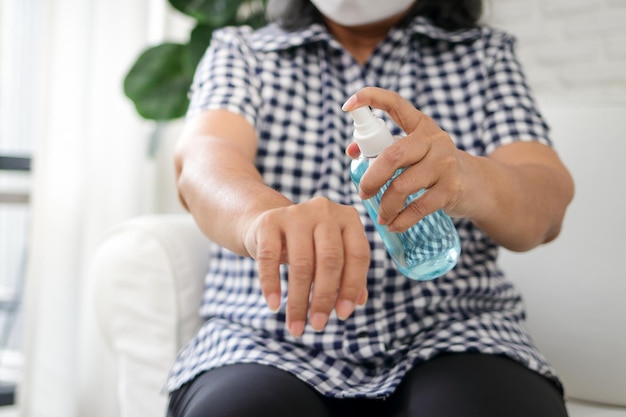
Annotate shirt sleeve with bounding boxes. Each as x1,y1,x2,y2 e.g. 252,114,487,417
186,27,262,128
481,33,551,155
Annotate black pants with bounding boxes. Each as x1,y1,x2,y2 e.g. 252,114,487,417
168,353,569,417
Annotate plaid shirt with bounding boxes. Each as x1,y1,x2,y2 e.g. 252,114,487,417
167,16,559,398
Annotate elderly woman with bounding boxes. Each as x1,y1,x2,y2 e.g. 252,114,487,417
167,1,574,416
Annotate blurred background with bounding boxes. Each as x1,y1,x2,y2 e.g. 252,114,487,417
0,0,624,416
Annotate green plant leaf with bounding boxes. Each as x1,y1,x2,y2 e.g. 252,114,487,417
187,23,215,74
168,0,244,26
123,1,268,121
123,43,192,120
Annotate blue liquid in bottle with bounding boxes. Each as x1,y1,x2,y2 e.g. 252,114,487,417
347,107,460,280
350,159,460,280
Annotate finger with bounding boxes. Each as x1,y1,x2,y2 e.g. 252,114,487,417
375,154,436,225
343,87,428,134
388,186,449,233
336,220,370,320
309,222,345,331
345,142,362,159
285,227,315,337
254,217,284,313
357,135,430,201
383,144,460,230
356,288,368,306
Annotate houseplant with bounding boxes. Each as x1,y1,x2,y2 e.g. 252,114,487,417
124,0,267,121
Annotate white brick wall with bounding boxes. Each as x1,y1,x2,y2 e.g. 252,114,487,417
484,0,626,104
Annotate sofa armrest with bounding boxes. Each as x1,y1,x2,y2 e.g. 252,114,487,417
91,214,210,417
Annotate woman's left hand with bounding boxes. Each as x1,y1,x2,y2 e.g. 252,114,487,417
343,86,575,252
343,87,470,232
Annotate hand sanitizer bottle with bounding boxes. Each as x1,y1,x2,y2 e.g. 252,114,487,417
348,107,461,280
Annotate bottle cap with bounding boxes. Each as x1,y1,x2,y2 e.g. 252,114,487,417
349,107,394,157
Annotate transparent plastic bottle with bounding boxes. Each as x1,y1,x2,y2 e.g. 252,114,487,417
348,107,461,280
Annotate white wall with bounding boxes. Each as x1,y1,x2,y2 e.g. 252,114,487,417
484,0,626,105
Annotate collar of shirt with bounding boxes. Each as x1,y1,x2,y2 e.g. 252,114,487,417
248,16,483,53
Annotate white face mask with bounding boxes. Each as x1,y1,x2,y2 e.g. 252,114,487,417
310,0,416,26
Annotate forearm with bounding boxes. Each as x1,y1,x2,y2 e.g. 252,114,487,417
460,143,574,252
175,134,292,257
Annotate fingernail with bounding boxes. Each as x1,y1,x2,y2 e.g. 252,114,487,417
266,293,281,312
342,95,357,111
310,313,329,331
336,300,356,320
289,320,306,337
357,288,368,306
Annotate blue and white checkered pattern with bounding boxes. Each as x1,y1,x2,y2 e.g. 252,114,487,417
167,16,559,398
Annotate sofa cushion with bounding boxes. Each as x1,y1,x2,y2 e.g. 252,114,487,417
93,214,209,417
499,106,626,407
567,400,626,417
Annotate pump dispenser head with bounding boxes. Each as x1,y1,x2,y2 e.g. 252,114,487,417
349,107,394,158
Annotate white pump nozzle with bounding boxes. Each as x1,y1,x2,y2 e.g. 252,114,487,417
348,107,395,158
350,106,375,126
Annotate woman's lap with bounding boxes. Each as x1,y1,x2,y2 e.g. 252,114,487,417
167,362,330,417
168,353,568,417
386,353,568,417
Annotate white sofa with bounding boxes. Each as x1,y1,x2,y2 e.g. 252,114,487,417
91,105,626,417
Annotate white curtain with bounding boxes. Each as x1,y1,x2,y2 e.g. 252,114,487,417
17,0,184,416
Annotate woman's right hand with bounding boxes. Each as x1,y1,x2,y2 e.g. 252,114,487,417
243,197,370,337
176,110,370,337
